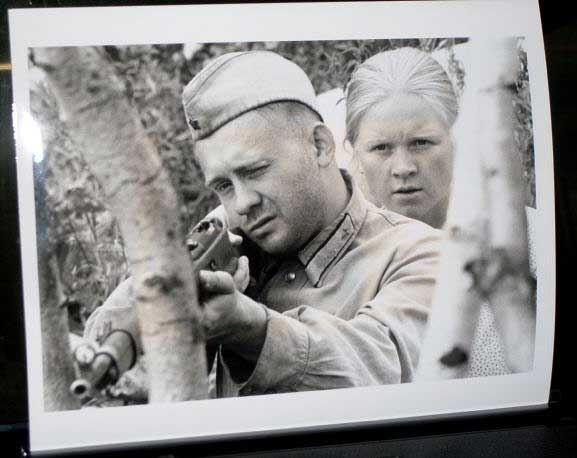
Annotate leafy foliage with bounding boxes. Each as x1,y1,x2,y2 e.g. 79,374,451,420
31,83,126,326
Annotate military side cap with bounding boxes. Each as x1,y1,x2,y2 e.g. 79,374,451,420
182,51,323,141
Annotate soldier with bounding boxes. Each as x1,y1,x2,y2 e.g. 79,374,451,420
86,51,441,398
182,51,441,396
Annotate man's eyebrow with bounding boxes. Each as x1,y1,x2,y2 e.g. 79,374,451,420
205,160,268,189
235,160,269,175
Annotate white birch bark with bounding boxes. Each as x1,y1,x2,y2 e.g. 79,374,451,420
478,39,535,373
416,38,535,380
34,47,208,402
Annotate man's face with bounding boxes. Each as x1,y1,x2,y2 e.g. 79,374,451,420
195,110,326,256
353,93,454,228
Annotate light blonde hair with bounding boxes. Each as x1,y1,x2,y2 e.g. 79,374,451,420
345,47,458,144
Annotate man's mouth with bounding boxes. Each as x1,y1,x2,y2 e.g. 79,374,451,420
246,215,275,236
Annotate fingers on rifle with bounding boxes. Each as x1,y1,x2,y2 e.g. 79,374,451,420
228,230,243,246
233,256,250,292
199,270,236,294
109,357,149,401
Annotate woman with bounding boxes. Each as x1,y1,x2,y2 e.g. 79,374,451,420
345,47,458,229
345,47,510,377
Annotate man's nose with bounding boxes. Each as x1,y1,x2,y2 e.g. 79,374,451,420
234,183,260,216
391,149,417,178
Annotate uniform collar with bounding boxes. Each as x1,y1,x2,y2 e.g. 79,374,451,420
298,170,367,286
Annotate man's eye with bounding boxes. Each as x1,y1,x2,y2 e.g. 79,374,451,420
215,181,232,194
247,165,268,178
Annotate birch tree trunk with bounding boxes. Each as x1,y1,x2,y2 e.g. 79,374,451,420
478,39,535,373
34,47,208,402
36,164,80,411
416,38,535,380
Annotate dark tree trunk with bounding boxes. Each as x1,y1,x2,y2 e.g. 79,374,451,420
35,162,80,411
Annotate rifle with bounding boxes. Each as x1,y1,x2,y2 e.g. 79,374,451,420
70,217,239,399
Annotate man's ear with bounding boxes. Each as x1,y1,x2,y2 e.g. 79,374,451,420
312,124,336,168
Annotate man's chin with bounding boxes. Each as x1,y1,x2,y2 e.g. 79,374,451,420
251,233,294,257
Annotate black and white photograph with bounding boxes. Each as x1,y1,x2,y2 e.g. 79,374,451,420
7,1,555,454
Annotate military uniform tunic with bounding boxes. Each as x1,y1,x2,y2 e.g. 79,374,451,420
217,173,441,396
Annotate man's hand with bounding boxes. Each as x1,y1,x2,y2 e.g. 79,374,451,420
230,251,250,293
198,260,267,363
107,355,149,403
200,207,250,293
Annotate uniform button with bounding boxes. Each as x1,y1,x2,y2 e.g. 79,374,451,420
285,272,296,282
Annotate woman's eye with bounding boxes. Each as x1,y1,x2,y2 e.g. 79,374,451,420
372,143,391,152
413,139,434,148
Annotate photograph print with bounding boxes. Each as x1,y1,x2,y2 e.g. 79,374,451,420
28,36,537,410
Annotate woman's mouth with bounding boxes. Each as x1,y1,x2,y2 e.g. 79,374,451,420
393,187,423,195
392,187,424,203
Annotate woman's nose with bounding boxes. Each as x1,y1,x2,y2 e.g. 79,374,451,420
391,150,418,178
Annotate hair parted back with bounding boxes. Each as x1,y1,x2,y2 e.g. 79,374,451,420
345,47,459,144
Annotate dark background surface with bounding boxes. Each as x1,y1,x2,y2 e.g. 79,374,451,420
1,1,576,456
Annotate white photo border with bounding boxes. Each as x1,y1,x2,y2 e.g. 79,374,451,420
8,1,555,455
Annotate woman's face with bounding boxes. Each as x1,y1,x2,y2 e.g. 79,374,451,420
352,93,454,228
